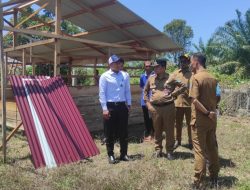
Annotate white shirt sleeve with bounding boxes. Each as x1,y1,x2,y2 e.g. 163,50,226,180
99,74,108,111
125,73,132,106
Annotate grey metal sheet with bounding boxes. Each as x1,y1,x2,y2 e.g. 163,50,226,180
35,0,180,52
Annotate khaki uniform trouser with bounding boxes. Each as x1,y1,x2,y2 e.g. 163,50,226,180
175,107,192,144
192,124,219,184
151,103,175,153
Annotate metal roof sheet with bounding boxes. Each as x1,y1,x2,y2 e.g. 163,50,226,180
5,0,181,64
10,76,99,169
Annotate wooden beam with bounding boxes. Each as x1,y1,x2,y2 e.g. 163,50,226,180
5,52,8,77
54,0,61,76
4,38,56,52
27,20,55,30
3,18,14,27
22,48,26,75
68,57,72,85
3,0,39,16
0,0,7,162
30,46,35,75
73,20,145,37
3,16,34,42
0,122,23,150
3,26,154,51
13,8,18,47
5,2,49,36
0,0,30,8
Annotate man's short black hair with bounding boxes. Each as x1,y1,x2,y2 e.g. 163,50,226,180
120,58,124,64
192,53,207,68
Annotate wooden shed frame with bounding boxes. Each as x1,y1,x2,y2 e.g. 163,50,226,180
0,0,181,162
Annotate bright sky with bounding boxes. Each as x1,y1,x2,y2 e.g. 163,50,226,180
119,0,250,45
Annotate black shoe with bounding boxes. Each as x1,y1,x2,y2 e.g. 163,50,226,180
101,137,106,145
188,143,193,150
166,153,175,160
120,155,130,161
173,140,181,149
152,151,163,158
108,155,116,164
209,178,218,189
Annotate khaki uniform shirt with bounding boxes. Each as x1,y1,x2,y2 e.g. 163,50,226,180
143,73,186,105
189,70,218,127
171,69,192,107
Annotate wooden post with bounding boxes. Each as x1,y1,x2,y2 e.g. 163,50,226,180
0,0,7,162
32,63,36,75
72,67,76,86
30,47,34,75
94,58,97,85
5,53,8,78
68,58,72,85
13,8,17,47
54,0,61,77
22,48,26,75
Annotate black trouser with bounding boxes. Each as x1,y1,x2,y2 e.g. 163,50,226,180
142,105,154,137
104,102,128,157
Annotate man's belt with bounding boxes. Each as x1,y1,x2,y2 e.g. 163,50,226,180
153,101,174,107
107,101,126,106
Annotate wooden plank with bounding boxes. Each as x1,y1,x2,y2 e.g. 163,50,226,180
22,48,26,75
27,20,54,30
54,0,61,76
0,0,7,162
0,122,23,150
13,8,18,47
4,39,55,52
3,26,154,51
54,39,60,76
0,0,30,8
5,2,49,36
4,38,56,52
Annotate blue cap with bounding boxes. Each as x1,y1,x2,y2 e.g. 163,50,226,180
108,54,121,64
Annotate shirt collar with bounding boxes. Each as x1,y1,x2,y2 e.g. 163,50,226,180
108,69,120,75
196,69,207,74
156,72,168,79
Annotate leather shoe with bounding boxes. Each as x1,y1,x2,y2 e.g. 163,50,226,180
120,155,130,161
166,153,175,160
173,140,181,149
188,143,193,150
108,155,116,164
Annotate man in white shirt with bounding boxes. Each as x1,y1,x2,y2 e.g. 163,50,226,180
99,54,132,164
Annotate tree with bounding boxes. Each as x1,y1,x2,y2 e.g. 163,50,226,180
3,7,84,79
193,38,221,65
163,19,194,63
210,9,250,77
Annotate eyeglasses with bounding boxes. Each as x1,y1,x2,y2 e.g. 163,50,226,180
145,65,151,68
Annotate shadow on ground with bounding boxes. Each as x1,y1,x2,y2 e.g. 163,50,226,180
220,157,236,168
174,151,194,160
218,176,238,189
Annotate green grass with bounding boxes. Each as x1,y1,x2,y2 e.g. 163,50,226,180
0,115,249,190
